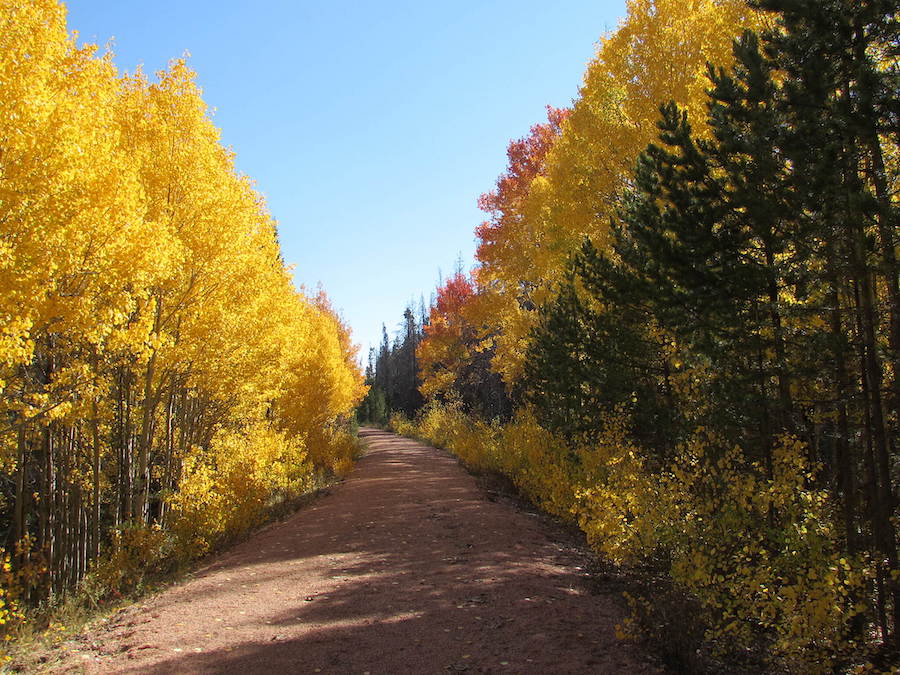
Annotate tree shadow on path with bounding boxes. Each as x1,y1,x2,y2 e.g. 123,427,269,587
77,429,660,674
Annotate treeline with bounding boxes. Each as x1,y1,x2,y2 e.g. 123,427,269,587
0,0,364,625
357,305,427,424
386,0,900,670
358,278,512,425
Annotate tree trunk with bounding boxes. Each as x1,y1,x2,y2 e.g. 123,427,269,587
91,399,101,559
134,300,163,523
13,424,26,549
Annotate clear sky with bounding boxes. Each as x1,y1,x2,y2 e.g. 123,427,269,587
64,0,627,364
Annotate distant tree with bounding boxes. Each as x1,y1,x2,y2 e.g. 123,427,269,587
418,272,511,419
358,307,426,423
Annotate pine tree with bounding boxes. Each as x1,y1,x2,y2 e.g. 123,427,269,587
749,0,900,644
523,246,678,449
527,0,900,648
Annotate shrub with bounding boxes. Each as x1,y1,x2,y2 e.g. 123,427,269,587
395,401,863,670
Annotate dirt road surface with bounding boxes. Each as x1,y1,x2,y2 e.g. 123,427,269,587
46,429,659,674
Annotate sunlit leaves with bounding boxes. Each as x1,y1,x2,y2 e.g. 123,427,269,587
470,1,761,387
0,0,364,605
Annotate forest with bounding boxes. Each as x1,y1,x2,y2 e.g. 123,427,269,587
361,0,900,669
4,0,900,670
0,0,365,633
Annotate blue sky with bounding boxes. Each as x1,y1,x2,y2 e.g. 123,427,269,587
65,0,627,364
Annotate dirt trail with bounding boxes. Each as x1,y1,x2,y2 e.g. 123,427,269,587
48,429,658,674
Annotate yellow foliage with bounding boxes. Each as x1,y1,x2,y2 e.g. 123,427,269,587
400,402,860,669
473,0,762,386
168,424,312,557
85,524,173,597
0,0,365,616
574,409,669,565
661,432,865,670
0,549,25,634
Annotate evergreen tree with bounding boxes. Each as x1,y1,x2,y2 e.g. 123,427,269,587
359,307,427,423
749,0,900,643
526,0,900,649
604,34,808,464
523,258,675,449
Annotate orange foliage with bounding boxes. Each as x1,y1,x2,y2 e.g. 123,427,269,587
417,272,477,400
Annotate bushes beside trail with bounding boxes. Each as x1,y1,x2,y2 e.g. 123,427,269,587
393,402,865,672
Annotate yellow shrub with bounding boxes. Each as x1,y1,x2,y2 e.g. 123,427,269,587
304,424,361,477
498,410,576,519
85,524,174,598
0,548,25,635
407,400,501,473
388,411,418,439
662,431,864,670
401,401,860,669
168,423,313,557
573,409,669,564
415,400,469,451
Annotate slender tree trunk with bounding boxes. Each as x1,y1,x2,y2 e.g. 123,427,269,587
122,371,133,523
763,238,794,431
133,354,156,523
91,398,101,559
827,271,857,553
854,277,894,641
14,424,26,549
41,423,53,597
134,300,163,523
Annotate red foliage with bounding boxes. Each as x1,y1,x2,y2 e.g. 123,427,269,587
425,272,474,338
474,106,569,263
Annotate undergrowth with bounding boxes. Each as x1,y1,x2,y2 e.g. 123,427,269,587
1,430,364,671
389,402,881,673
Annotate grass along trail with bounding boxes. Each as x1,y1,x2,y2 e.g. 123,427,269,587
41,428,659,674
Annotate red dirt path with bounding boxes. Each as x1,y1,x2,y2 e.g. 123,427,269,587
48,428,660,673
